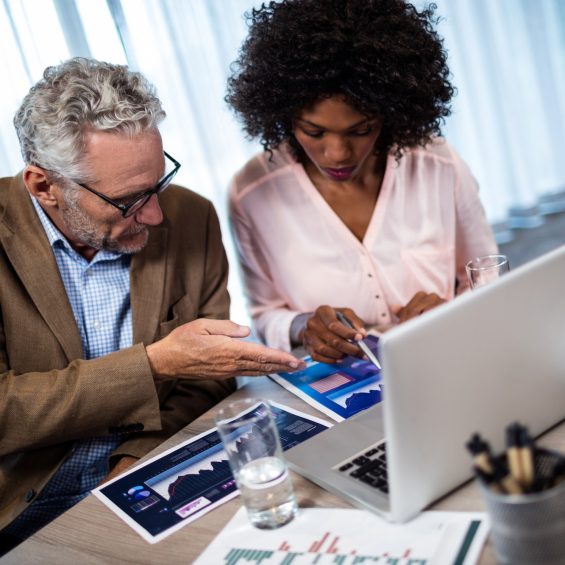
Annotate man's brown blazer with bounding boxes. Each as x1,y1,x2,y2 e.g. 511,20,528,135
0,174,236,529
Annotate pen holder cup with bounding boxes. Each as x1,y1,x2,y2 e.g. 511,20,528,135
477,448,565,565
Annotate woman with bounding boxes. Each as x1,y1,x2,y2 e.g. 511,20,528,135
227,0,497,363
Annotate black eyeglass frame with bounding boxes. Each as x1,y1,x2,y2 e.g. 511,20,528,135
73,151,181,218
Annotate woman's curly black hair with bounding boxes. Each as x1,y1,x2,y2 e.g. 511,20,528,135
226,0,454,158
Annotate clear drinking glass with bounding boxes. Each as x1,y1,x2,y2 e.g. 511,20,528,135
465,254,510,289
215,398,298,529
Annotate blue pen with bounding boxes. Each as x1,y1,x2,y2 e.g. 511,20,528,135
335,311,382,370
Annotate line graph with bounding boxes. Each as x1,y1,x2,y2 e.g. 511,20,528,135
150,422,264,502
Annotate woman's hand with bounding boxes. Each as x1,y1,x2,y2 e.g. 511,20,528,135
302,306,366,363
391,291,446,323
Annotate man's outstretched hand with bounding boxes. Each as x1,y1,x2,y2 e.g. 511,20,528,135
146,318,306,381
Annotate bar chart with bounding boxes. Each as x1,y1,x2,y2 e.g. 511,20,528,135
194,507,487,565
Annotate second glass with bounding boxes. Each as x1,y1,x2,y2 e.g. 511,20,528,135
465,254,509,289
215,398,298,529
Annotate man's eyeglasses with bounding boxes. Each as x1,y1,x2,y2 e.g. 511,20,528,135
73,151,181,218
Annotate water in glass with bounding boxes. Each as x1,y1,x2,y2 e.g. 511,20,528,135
237,456,298,529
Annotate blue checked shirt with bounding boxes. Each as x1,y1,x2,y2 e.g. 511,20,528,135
4,197,134,540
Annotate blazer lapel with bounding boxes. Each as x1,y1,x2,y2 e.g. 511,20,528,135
0,176,83,361
130,225,168,345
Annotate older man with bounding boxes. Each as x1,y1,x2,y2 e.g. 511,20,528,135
0,58,302,553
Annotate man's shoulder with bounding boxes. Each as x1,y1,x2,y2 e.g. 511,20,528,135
0,177,11,212
158,184,217,233
0,175,17,199
0,178,10,225
160,184,211,215
0,175,27,227
165,184,207,200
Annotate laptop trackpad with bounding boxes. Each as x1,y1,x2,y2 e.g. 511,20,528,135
285,404,384,468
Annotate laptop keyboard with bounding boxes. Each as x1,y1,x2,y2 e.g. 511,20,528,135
335,441,388,494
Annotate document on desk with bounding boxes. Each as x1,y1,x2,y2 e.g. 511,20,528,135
194,506,489,565
271,335,382,421
93,402,331,543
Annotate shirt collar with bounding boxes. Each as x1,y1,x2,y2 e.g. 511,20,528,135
31,194,67,247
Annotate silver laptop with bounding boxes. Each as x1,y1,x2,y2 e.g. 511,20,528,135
285,244,565,522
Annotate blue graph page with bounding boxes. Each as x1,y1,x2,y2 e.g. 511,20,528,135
93,402,331,542
272,335,383,422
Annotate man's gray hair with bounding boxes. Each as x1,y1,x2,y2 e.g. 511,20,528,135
13,57,166,180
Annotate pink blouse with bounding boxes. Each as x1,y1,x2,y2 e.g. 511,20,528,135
229,139,497,351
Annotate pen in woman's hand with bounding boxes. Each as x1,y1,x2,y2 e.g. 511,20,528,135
335,311,382,370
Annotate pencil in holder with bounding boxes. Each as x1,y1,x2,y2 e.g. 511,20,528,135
477,448,565,565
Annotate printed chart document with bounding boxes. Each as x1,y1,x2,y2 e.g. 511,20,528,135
93,402,331,543
194,506,489,565
271,335,382,421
